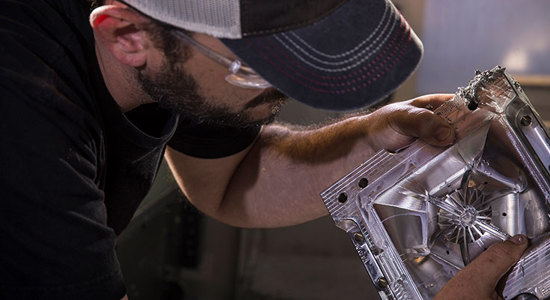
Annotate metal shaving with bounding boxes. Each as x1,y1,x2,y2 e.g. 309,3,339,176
457,66,507,110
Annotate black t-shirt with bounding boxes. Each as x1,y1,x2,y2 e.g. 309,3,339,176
0,0,259,298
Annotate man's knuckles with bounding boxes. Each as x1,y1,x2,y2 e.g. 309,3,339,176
409,94,454,108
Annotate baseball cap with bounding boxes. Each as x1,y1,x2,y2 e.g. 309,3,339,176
119,0,423,111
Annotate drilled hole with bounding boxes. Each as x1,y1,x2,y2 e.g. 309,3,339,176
358,178,369,189
520,115,532,127
468,100,478,111
338,193,348,203
502,212,507,217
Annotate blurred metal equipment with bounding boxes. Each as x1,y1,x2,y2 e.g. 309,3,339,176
322,67,550,300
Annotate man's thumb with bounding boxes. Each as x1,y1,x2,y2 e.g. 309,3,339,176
467,235,528,290
435,235,528,299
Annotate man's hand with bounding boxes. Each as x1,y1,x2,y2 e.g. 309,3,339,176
364,93,455,152
435,235,528,300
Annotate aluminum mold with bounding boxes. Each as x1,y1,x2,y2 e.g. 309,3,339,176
321,67,550,300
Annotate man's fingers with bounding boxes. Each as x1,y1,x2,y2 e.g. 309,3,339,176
409,93,454,110
386,107,455,147
467,235,528,289
399,94,456,147
365,93,455,152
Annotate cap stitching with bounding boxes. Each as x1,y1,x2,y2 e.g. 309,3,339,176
285,2,391,59
250,17,411,93
263,36,410,94
255,16,408,85
261,22,402,85
274,12,396,70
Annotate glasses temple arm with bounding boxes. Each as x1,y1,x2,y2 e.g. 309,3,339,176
173,31,257,75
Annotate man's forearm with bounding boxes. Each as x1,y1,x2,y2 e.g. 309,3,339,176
216,116,378,228
166,116,376,229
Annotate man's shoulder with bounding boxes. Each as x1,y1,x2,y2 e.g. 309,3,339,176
0,0,105,129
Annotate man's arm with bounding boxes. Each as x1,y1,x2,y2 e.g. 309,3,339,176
165,94,455,228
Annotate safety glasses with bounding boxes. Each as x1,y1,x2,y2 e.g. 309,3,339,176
173,31,272,89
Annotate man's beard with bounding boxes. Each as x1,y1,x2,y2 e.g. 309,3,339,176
137,63,287,128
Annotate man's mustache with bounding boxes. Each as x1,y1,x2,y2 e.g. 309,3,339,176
244,88,287,109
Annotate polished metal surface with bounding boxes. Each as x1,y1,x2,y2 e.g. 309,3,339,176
322,67,550,300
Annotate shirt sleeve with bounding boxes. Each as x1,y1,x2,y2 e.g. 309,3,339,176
167,119,261,159
0,85,126,299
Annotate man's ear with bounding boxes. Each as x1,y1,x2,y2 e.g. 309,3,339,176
90,4,151,67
